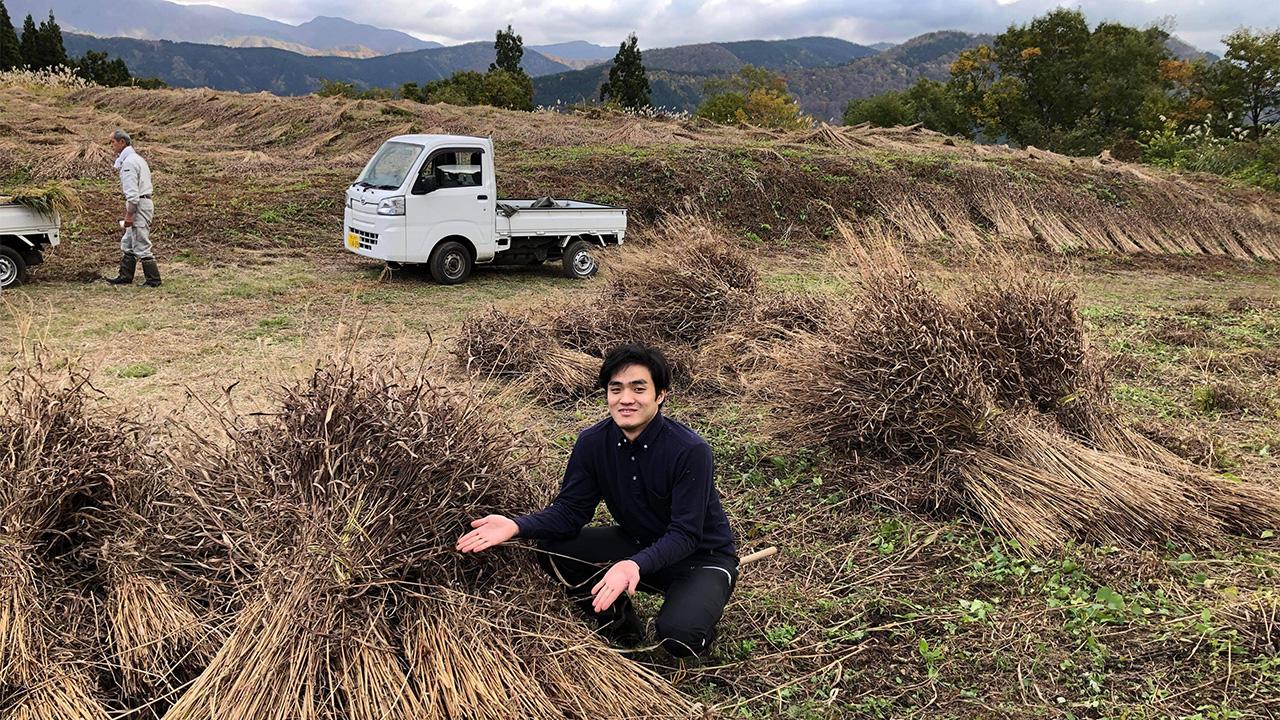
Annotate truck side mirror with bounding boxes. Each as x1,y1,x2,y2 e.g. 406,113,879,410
412,175,438,195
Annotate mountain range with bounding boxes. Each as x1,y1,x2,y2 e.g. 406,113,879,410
13,0,1219,122
61,34,572,94
5,0,441,56
533,34,959,119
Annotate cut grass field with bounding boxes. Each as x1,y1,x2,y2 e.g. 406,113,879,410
2,79,1279,718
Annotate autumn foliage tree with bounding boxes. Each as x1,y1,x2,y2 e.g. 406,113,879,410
696,65,808,130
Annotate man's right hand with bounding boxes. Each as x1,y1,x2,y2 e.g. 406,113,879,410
455,514,518,553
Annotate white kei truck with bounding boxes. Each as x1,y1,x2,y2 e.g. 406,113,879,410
343,135,627,284
0,200,60,290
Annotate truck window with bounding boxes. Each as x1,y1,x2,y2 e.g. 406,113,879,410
356,141,423,189
421,149,483,190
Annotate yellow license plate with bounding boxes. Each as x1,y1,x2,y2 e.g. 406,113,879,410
346,232,359,249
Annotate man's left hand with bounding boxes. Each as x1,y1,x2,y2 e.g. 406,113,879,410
123,216,134,228
591,560,640,613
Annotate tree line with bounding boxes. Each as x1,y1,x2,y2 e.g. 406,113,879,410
380,25,809,129
844,10,1279,161
385,26,654,113
0,1,162,87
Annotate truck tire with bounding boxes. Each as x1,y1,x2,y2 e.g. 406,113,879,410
0,246,27,289
429,240,472,285
562,239,599,279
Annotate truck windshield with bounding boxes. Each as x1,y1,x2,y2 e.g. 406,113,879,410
355,141,423,189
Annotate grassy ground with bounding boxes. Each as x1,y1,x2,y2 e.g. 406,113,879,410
2,81,1279,718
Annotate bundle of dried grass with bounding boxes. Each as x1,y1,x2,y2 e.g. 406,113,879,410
453,307,599,402
101,545,219,703
694,291,835,393
165,360,698,720
43,141,116,180
957,263,1280,537
0,364,226,717
757,220,1267,551
547,214,759,384
0,370,117,719
0,182,83,217
963,264,1088,412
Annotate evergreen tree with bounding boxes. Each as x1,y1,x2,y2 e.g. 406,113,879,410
491,25,523,74
75,50,131,86
18,13,35,67
35,11,67,68
600,33,650,110
0,0,23,70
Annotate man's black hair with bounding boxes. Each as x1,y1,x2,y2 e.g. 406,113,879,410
597,344,672,396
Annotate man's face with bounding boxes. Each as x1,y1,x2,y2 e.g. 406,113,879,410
607,363,666,438
110,137,126,154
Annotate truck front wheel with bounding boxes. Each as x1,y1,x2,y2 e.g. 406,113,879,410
429,241,472,285
0,246,27,289
562,239,599,279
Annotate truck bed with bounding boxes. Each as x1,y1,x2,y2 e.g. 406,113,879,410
0,203,60,237
497,198,626,241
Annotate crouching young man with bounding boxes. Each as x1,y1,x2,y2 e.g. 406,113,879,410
456,344,738,658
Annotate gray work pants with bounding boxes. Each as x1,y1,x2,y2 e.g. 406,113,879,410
119,198,155,260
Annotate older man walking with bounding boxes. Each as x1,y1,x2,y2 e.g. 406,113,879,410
104,129,161,287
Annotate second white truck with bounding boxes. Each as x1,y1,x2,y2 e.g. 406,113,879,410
0,200,60,290
344,134,626,284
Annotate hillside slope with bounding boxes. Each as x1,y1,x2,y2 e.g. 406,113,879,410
3,83,1275,269
789,30,991,121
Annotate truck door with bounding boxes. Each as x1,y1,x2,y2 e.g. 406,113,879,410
406,146,495,262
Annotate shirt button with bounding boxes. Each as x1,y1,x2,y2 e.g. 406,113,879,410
631,456,635,461
632,475,637,480
643,445,648,449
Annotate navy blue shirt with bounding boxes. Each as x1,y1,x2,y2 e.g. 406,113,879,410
513,412,736,575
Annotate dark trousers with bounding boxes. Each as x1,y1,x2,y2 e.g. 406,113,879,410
536,526,738,658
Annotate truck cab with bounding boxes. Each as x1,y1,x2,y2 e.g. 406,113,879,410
344,135,626,284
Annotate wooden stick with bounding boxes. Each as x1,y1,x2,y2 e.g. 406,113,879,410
739,546,778,566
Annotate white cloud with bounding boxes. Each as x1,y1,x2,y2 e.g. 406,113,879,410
168,0,1279,51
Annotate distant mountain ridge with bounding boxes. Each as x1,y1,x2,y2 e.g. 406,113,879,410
4,0,440,56
789,31,992,121
61,34,570,94
534,36,879,110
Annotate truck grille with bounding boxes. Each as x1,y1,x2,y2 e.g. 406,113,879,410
349,227,378,250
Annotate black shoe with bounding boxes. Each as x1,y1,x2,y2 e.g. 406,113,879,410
140,258,162,287
105,253,136,285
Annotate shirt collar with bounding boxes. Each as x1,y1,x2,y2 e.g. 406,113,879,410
612,410,666,451
114,145,135,171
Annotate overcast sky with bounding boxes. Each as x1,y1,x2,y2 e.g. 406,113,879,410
171,0,1275,52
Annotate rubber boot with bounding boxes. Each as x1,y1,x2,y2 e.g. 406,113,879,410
105,253,137,285
141,258,162,287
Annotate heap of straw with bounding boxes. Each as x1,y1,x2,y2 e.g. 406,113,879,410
694,291,835,393
456,214,760,396
759,221,1279,550
0,183,83,217
453,307,599,403
164,360,697,720
0,370,119,720
550,214,760,382
963,271,1280,538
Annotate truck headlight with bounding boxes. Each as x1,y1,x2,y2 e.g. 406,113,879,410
377,196,405,216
